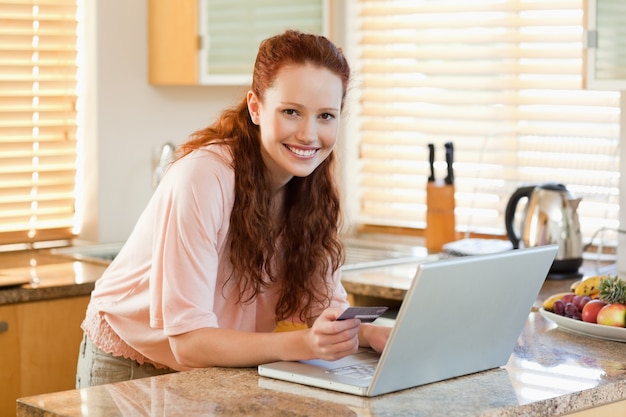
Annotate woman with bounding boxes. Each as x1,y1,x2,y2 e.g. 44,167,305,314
76,30,391,388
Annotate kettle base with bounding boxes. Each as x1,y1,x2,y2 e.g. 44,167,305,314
546,271,583,280
546,257,583,280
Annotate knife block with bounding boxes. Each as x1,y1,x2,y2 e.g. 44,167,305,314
425,181,457,252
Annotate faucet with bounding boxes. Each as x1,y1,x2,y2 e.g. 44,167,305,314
153,142,176,189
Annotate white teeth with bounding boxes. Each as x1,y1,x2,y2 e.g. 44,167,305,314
287,146,316,157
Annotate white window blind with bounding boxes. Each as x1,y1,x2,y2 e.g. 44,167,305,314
352,0,621,244
199,0,324,83
0,0,79,245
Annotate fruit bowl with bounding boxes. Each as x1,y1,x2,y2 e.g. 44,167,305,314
539,308,626,343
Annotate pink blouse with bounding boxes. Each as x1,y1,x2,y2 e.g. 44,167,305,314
82,145,349,371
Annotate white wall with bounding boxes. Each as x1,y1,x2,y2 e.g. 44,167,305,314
79,1,246,243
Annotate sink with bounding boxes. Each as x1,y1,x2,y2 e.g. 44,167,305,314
51,242,125,265
51,239,435,270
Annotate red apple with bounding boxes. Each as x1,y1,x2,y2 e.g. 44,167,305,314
581,299,607,323
596,303,626,327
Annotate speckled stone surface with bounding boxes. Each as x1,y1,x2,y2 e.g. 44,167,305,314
6,246,626,416
15,317,626,417
15,299,626,416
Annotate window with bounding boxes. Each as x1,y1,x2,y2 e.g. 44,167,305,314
0,0,80,246
347,0,621,245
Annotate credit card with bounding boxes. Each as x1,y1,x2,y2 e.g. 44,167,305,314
336,306,388,323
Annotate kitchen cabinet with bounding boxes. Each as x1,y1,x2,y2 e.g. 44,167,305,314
0,296,89,416
148,0,327,86
583,0,626,90
565,399,626,417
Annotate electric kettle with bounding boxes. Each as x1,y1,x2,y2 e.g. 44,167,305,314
504,183,583,276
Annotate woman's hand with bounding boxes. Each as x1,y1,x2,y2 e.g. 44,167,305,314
359,322,392,353
306,308,361,361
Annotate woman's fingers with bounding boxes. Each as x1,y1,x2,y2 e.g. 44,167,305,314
308,308,361,360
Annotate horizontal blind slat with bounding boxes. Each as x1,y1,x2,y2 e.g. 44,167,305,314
0,0,78,244
353,0,620,243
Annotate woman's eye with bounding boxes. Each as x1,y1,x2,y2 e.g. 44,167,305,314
320,113,335,121
283,109,299,117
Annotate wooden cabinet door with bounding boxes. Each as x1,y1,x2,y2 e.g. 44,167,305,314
18,296,90,396
0,296,90,415
147,0,198,85
0,304,21,417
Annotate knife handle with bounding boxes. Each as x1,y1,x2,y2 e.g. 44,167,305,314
428,143,435,182
444,142,454,185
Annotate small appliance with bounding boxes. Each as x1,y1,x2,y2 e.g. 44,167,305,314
504,183,583,278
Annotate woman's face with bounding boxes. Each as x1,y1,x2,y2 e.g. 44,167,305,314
247,63,343,190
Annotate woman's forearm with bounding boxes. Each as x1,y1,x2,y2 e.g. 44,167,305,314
169,309,364,368
169,327,313,368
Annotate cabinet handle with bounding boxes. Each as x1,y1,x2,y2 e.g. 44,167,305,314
0,321,8,333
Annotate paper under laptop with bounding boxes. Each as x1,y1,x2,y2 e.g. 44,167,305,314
258,245,558,397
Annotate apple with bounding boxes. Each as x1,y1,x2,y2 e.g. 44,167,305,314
596,303,626,327
581,299,607,323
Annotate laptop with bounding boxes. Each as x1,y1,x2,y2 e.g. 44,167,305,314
258,245,558,397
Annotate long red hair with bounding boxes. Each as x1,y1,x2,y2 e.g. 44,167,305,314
179,30,350,322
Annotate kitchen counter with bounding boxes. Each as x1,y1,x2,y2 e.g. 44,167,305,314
0,250,106,305
12,252,626,417
0,234,428,306
15,306,626,417
4,245,626,416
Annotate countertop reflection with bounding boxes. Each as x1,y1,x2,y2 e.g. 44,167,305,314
0,250,107,305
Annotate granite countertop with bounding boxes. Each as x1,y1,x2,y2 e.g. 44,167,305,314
5,245,626,416
0,250,106,305
15,307,626,417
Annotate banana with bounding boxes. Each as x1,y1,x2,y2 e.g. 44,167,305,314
574,275,606,296
542,292,573,311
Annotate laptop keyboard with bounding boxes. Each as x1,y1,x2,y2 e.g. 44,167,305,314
326,361,378,380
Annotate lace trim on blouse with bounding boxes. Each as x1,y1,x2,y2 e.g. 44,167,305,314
81,302,171,370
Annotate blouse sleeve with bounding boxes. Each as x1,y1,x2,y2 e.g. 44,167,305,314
148,148,235,336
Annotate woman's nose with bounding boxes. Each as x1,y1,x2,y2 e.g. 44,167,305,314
296,118,317,143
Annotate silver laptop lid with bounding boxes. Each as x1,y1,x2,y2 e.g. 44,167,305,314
368,245,557,396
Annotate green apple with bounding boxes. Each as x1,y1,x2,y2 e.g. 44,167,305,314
596,303,626,327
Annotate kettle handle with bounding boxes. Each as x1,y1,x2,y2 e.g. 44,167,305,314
504,185,535,249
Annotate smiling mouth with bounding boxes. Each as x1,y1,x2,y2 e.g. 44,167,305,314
285,145,318,157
